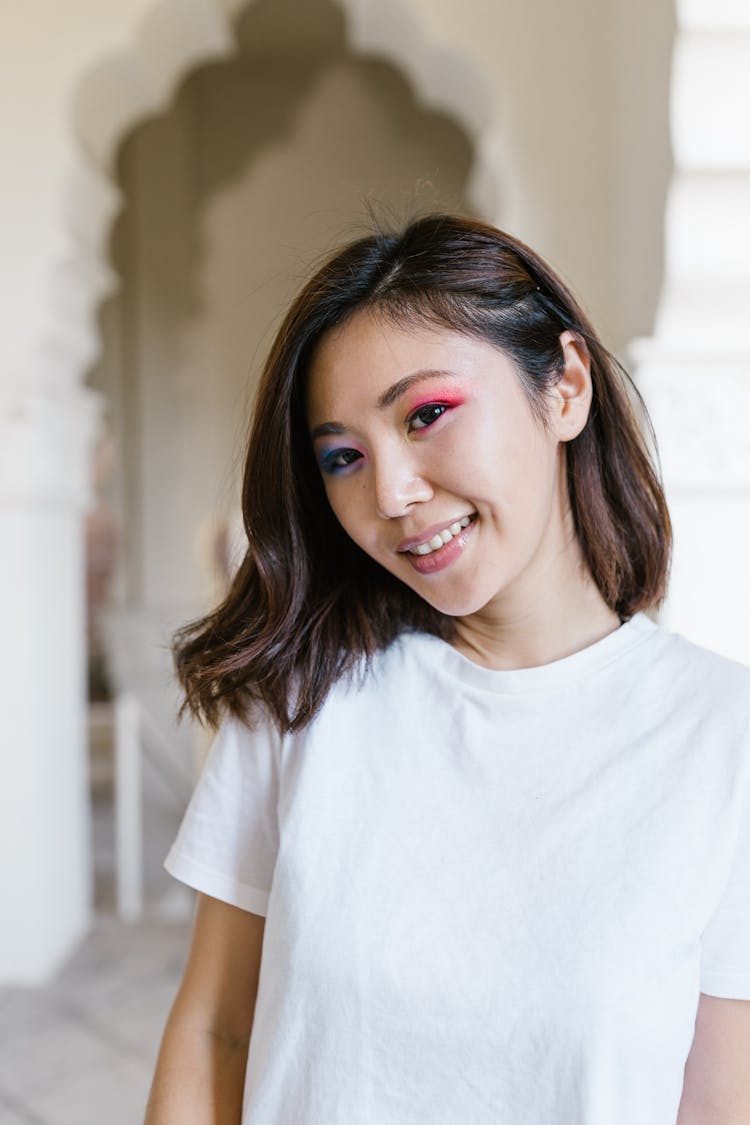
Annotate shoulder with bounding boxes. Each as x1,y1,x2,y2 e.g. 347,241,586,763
682,637,750,712
201,636,437,759
343,630,444,697
200,706,285,779
645,618,750,715
638,621,750,797
294,631,443,730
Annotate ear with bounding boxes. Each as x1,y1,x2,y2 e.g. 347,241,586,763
549,330,592,442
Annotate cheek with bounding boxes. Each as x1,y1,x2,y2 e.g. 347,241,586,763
468,420,557,519
505,443,561,541
323,484,371,547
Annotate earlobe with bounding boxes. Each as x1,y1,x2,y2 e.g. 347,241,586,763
553,330,592,442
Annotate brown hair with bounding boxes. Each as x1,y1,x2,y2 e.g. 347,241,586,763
173,213,671,732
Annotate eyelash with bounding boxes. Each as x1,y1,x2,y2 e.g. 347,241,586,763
320,448,362,475
407,402,450,431
319,402,452,476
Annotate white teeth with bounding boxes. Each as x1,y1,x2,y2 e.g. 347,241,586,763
408,515,474,556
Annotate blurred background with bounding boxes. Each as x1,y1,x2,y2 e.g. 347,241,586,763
2,0,749,1119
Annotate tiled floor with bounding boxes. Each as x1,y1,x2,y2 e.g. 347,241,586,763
0,707,196,1124
0,913,193,1125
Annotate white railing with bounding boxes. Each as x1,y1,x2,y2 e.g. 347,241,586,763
114,695,142,922
113,693,194,921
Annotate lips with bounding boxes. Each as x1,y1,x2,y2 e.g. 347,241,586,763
396,512,476,554
402,514,476,575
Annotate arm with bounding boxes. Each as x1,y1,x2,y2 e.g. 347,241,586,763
676,993,750,1124
144,892,266,1125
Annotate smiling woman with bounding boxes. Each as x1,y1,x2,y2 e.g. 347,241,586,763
305,314,608,638
145,215,750,1125
173,214,671,731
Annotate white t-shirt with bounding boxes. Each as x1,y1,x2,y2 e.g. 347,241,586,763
165,613,750,1124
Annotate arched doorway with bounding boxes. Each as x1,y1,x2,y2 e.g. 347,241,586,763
84,0,484,918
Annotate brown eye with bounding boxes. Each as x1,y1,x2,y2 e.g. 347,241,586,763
320,448,362,475
408,404,449,432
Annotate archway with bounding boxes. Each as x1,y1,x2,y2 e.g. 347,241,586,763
62,0,499,405
81,0,489,916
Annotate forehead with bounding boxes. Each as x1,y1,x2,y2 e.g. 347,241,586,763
305,309,514,419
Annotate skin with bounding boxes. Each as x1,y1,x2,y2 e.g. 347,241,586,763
307,307,622,670
144,894,265,1124
676,995,750,1122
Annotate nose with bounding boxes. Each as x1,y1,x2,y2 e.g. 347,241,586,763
372,454,433,520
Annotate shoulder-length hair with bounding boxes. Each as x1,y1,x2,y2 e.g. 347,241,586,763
173,213,671,732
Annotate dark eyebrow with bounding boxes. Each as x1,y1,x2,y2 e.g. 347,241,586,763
310,369,459,442
310,422,347,441
376,369,458,409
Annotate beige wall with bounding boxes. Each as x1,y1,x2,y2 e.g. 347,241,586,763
0,0,675,391
321,0,676,351
84,0,679,625
91,26,473,613
87,0,674,622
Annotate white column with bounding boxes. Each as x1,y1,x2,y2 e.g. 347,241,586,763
0,0,235,984
0,381,102,983
632,0,750,664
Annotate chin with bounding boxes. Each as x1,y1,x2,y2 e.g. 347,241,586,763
411,588,493,618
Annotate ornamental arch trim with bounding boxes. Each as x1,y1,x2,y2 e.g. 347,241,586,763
51,0,504,394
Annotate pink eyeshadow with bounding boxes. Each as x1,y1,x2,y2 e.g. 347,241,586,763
406,390,467,412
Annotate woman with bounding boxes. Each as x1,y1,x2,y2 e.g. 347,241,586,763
145,214,750,1124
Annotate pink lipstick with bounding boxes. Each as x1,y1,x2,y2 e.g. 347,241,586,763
403,517,476,575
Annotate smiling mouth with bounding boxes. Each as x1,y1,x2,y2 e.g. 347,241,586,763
403,514,475,556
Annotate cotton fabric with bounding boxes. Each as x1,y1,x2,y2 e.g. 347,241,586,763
165,613,750,1124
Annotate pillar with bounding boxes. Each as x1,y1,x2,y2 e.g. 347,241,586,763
0,381,102,983
632,0,750,663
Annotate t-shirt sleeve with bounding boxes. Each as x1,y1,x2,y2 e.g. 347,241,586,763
699,754,750,1000
164,714,281,916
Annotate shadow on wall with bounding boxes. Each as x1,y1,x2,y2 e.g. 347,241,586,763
92,0,476,625
84,0,476,912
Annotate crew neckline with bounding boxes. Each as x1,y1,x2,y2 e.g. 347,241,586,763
408,612,659,694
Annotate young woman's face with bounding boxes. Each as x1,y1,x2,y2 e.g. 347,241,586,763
306,309,586,621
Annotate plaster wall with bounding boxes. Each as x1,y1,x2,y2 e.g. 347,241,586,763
337,0,676,354
95,45,472,615
89,0,675,624
0,508,91,980
632,0,750,663
0,0,155,381
0,0,675,388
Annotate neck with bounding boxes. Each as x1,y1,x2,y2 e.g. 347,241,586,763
452,585,622,672
451,475,622,671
